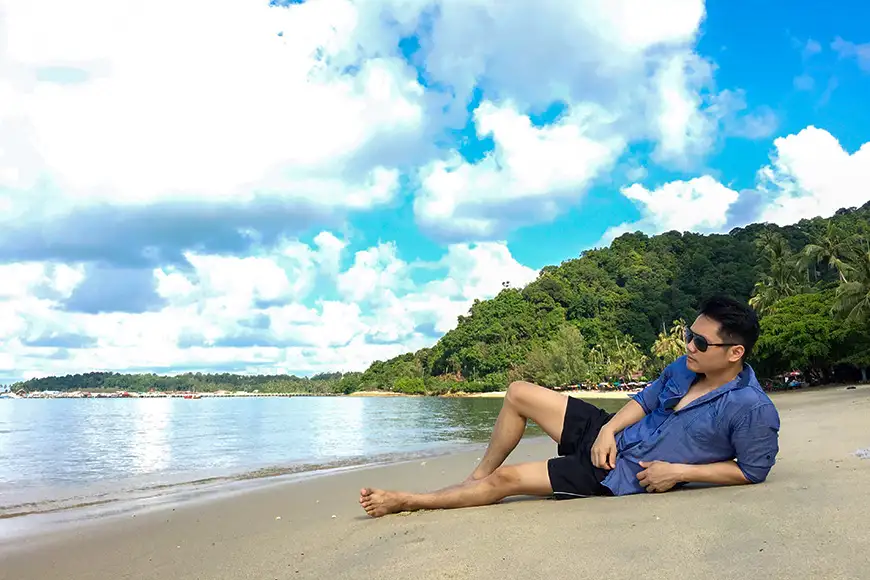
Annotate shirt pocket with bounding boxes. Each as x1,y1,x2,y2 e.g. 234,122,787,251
684,406,721,444
659,379,684,411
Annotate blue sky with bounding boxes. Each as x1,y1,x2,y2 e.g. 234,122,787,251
1,0,869,381
346,0,870,271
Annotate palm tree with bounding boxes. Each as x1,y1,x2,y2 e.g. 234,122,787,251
749,231,805,316
801,223,851,282
833,239,870,323
609,334,648,384
586,345,608,386
652,319,687,365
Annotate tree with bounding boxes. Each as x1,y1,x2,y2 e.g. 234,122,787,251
833,238,870,323
749,231,806,316
520,324,588,388
652,319,687,366
753,292,837,380
801,222,852,282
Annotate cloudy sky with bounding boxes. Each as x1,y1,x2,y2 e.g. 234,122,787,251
1,0,869,382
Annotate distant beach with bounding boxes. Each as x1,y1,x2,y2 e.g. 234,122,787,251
6,387,635,400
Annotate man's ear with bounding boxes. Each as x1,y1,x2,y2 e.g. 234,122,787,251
728,345,745,363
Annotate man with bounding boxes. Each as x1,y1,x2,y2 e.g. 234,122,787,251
360,295,780,517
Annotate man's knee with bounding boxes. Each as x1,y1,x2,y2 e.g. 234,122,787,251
485,465,521,492
505,381,537,408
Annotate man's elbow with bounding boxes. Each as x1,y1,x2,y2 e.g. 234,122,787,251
737,463,771,484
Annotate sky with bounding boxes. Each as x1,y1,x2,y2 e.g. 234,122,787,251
1,0,869,382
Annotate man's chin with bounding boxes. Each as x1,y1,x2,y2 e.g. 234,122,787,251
686,357,700,371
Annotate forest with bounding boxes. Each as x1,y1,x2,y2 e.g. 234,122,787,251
11,200,870,396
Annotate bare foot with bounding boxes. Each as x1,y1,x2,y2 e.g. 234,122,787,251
359,487,408,517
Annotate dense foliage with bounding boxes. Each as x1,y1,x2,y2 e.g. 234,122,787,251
11,201,870,395
9,370,364,395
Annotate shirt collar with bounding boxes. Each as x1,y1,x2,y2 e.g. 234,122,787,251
670,357,759,411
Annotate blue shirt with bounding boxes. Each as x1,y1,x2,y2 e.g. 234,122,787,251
601,355,781,496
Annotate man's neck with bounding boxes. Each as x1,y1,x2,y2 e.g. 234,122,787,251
696,363,743,392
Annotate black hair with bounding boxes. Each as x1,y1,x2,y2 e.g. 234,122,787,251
697,295,760,360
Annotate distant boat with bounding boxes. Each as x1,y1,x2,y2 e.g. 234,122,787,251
183,393,201,399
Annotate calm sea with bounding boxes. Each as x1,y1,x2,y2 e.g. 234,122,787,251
0,396,624,523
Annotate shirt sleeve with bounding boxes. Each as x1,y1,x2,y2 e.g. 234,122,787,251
630,364,670,414
731,403,781,483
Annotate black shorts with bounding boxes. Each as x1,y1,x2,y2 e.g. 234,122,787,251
547,397,615,499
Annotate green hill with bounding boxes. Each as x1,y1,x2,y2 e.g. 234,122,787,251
356,200,870,394
11,201,870,395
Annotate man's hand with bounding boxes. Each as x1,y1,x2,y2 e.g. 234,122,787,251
591,426,618,470
636,460,684,493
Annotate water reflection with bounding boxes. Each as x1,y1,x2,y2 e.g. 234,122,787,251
0,401,14,485
309,397,367,459
0,395,627,494
129,398,172,475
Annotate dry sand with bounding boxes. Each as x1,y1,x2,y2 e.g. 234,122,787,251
2,385,869,580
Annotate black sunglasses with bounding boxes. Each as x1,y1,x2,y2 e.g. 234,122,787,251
685,328,739,353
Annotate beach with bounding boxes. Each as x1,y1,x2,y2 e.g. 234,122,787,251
2,384,868,580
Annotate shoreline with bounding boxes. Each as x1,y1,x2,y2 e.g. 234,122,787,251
6,382,858,400
5,388,633,399
2,384,868,579
0,439,520,525
0,438,520,545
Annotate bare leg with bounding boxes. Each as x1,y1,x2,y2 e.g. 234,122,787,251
466,381,569,482
359,461,553,517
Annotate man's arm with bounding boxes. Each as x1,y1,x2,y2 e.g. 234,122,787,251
637,459,748,492
592,365,674,470
602,398,647,435
606,361,675,434
678,460,749,485
638,403,781,492
592,399,648,469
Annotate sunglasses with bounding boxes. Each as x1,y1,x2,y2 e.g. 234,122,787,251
684,328,740,353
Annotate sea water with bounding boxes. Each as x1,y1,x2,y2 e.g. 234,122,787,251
0,395,625,521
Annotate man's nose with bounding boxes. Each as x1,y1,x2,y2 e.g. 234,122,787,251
686,339,697,353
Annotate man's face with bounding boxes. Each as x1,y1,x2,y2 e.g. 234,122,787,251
685,314,744,374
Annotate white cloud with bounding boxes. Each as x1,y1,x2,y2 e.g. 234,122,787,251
802,39,822,60
649,51,718,165
0,0,770,257
793,74,815,91
0,263,84,300
336,243,412,304
0,235,538,380
599,176,740,245
416,100,626,238
0,0,425,251
831,36,870,72
758,126,870,224
598,126,870,247
407,0,772,237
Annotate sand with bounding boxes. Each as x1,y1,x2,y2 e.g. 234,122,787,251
2,385,869,580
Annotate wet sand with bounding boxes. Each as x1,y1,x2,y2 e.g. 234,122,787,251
2,385,868,580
